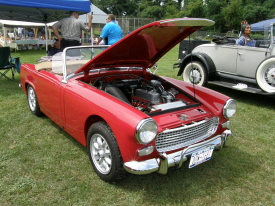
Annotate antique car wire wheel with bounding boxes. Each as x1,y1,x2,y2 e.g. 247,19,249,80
87,122,125,182
256,58,275,93
183,61,207,86
27,85,42,116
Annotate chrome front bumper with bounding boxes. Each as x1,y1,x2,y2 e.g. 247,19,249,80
124,129,232,175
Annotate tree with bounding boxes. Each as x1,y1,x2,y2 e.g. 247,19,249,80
243,4,271,24
93,0,139,17
137,5,164,19
205,0,227,32
163,0,180,19
93,0,275,33
221,0,243,31
178,0,206,18
136,0,164,19
137,0,182,19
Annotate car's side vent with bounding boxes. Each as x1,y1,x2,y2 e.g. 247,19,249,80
197,108,206,114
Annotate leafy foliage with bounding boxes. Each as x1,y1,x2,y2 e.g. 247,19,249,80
93,0,138,16
94,0,275,32
178,0,206,18
221,0,243,30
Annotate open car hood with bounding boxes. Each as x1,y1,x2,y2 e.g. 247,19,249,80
76,18,214,74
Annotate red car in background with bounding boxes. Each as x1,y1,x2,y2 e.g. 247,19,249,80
20,18,237,182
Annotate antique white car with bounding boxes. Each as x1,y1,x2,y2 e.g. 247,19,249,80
176,21,275,94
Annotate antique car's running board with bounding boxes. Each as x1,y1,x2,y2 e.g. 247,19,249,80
208,80,275,95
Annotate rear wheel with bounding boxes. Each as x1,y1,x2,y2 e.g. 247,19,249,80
256,58,275,93
183,61,207,86
27,85,42,116
87,121,126,183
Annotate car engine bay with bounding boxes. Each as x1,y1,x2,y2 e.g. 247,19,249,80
92,74,197,114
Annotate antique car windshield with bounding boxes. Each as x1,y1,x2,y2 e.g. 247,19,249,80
273,23,275,46
261,23,274,47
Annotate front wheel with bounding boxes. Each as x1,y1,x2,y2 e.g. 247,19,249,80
182,61,208,86
256,58,275,93
87,121,126,183
27,85,42,116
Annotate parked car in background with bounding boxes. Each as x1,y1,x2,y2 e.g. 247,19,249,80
20,18,236,182
175,22,275,94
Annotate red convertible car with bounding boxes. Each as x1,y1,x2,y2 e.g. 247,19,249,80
20,18,237,182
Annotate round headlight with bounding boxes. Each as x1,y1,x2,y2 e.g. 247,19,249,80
223,99,237,119
135,118,158,144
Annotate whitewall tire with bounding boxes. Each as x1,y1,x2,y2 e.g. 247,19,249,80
256,58,275,93
183,61,207,86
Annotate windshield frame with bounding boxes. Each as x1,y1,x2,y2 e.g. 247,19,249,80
60,45,110,83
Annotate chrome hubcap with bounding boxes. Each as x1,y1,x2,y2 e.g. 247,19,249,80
189,69,201,84
28,88,36,111
90,134,112,174
266,67,275,85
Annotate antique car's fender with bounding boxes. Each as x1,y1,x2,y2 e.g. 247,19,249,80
177,52,216,86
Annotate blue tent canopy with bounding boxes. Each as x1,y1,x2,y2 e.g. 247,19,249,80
0,0,91,23
251,19,275,32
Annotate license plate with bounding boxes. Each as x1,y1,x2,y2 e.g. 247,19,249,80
189,145,214,168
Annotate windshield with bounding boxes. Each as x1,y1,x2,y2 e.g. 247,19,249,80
51,46,109,77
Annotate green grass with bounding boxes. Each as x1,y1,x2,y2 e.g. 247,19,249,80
1,47,275,205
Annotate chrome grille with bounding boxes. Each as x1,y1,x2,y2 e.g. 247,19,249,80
156,117,219,152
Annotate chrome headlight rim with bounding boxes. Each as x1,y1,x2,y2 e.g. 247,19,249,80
223,99,237,119
135,118,158,145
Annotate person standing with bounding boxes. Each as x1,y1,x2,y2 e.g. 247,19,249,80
17,27,23,37
96,14,123,45
28,28,34,38
52,11,93,51
24,28,29,38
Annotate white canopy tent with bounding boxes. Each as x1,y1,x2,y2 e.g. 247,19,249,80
0,0,91,53
77,4,107,45
78,4,107,24
1,4,107,50
0,20,56,50
0,20,55,28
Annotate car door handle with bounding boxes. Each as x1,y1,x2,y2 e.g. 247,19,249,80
238,52,243,55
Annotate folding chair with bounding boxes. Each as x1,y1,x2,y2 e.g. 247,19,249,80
0,47,20,81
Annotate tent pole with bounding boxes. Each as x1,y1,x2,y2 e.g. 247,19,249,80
3,27,7,47
90,4,94,58
45,24,49,55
